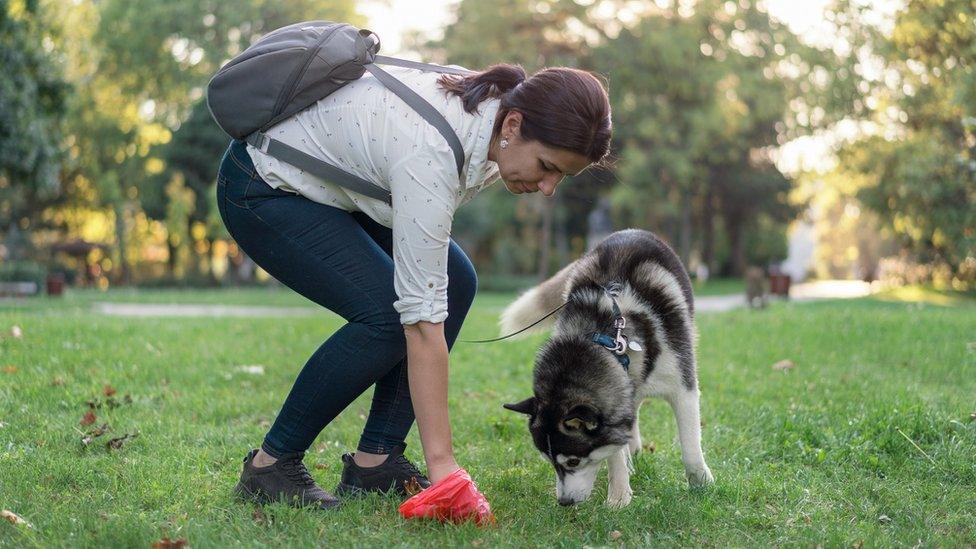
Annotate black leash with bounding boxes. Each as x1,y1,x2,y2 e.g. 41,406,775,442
459,301,568,343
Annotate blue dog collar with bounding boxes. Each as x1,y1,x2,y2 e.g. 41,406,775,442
591,333,631,370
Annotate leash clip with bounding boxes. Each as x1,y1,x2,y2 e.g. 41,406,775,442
612,317,627,355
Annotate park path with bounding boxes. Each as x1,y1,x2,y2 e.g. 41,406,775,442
91,280,874,318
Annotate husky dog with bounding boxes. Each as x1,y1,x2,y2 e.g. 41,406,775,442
501,229,714,507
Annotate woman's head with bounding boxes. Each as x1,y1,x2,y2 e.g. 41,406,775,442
439,65,612,196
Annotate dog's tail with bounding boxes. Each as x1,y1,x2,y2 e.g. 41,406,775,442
499,261,578,337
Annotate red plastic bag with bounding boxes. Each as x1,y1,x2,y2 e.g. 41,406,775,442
398,468,495,526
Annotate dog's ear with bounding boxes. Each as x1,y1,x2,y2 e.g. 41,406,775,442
503,397,536,415
563,404,600,432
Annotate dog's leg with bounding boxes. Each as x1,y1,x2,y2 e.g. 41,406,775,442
666,388,714,487
606,446,633,508
628,402,642,455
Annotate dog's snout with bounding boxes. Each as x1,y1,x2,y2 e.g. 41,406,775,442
558,497,577,506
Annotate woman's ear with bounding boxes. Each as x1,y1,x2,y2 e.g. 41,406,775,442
502,110,523,140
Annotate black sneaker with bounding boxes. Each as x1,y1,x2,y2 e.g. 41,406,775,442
234,449,340,510
335,444,431,497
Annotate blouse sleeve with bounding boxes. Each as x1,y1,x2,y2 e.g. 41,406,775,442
388,145,460,325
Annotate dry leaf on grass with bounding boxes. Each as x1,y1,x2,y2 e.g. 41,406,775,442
1,509,32,528
106,432,138,451
2,365,16,374
80,410,97,426
103,385,117,397
403,477,424,496
642,441,656,453
52,376,66,386
609,530,623,541
10,326,22,339
314,463,328,470
151,537,188,549
251,507,268,525
772,359,795,371
81,423,111,446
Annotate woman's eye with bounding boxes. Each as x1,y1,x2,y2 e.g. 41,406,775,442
539,160,551,172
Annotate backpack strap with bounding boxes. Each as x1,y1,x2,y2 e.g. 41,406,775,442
364,62,466,178
245,133,393,205
373,55,472,76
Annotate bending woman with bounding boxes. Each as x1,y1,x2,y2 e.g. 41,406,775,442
218,62,612,509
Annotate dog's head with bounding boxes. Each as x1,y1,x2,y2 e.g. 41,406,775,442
504,336,635,505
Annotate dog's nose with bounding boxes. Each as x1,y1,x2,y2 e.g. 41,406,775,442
558,497,577,506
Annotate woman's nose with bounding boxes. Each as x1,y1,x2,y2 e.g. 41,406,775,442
538,174,562,197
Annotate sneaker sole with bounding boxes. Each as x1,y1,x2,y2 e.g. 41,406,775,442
235,482,341,510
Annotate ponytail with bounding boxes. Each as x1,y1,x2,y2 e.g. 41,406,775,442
437,64,527,114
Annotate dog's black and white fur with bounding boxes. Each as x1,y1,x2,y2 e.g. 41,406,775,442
502,229,714,507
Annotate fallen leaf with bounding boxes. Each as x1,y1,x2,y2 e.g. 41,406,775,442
81,423,111,446
2,365,16,374
251,506,267,525
80,410,97,426
772,359,795,371
10,326,22,339
151,537,188,549
314,463,328,470
403,477,424,496
52,376,66,386
609,530,623,541
642,441,656,453
106,432,139,451
103,385,117,397
471,540,484,547
1,509,32,528
878,514,892,524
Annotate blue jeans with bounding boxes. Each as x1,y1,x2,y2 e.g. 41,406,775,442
215,140,477,457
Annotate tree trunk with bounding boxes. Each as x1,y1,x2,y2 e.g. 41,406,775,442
113,199,131,285
678,187,692,267
702,192,715,271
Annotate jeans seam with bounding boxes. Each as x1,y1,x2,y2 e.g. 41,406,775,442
228,144,258,177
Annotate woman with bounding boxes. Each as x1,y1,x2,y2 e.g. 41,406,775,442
220,62,612,509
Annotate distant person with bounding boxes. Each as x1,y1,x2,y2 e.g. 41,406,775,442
216,62,611,509
745,266,768,309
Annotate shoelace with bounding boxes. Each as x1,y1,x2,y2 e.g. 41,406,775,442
278,456,316,487
393,454,424,480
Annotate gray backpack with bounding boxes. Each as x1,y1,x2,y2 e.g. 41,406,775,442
206,21,473,205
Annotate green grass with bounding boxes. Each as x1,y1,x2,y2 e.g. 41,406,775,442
1,289,974,547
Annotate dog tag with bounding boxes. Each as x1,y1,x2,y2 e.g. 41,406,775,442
628,341,643,352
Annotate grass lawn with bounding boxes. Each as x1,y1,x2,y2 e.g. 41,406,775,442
1,288,974,546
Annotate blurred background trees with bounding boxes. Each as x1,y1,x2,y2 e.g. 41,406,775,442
0,0,972,291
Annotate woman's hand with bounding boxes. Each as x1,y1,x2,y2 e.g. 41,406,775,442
403,321,460,483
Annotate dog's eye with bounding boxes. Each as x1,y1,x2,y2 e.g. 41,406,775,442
566,457,580,467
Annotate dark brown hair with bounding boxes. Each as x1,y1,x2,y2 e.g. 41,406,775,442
438,64,612,164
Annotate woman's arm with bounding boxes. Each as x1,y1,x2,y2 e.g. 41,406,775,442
403,320,459,483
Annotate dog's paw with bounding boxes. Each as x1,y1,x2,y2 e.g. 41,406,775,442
606,487,633,508
685,464,714,488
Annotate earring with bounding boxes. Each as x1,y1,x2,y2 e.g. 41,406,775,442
500,138,509,149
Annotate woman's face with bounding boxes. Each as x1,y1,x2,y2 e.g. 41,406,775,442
489,111,591,197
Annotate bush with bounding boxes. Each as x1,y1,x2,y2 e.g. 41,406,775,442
0,260,47,287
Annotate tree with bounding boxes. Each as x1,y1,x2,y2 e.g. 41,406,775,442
0,0,68,238
830,0,976,286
